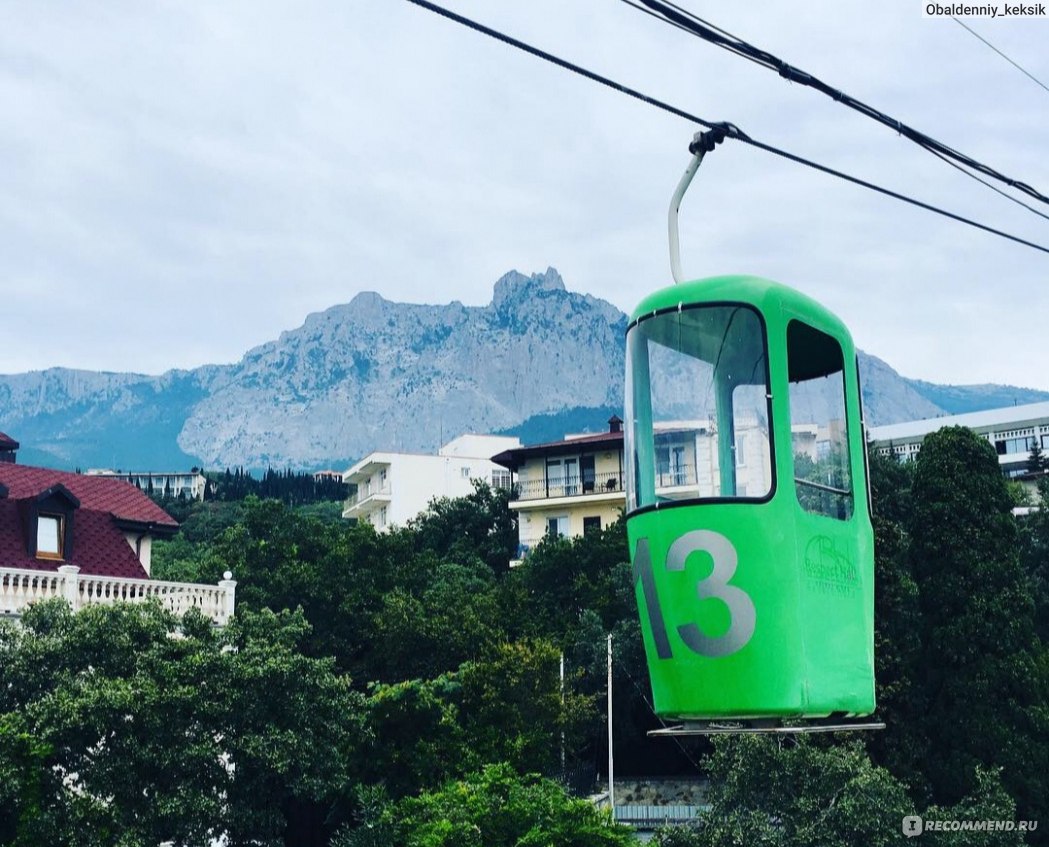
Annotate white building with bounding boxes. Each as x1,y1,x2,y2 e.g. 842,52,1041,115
341,434,521,531
868,401,1049,478
84,469,208,501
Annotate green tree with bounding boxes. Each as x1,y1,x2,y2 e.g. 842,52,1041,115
863,447,928,796
907,426,1049,824
652,736,1024,847
333,763,634,847
1018,476,1049,641
370,558,504,681
408,480,518,573
362,640,592,799
505,519,632,644
1029,436,1048,474
0,601,367,847
209,497,422,678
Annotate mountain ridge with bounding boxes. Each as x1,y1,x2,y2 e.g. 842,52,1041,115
1,268,1045,470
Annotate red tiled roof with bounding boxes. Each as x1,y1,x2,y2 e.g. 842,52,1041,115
0,500,148,579
0,463,178,580
492,430,624,471
0,464,178,527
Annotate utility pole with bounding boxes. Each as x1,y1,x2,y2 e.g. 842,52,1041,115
560,651,565,775
607,633,614,811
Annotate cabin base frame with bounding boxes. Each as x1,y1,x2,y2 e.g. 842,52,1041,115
649,719,885,736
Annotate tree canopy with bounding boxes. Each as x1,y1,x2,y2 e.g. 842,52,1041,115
5,425,1049,845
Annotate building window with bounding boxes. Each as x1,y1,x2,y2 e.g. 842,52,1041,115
583,516,601,536
546,458,580,496
492,469,512,490
461,466,472,478
36,514,63,559
546,515,569,538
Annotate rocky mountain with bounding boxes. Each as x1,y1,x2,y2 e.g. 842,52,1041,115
1,268,1046,470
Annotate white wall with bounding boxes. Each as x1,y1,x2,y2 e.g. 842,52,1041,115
438,434,520,458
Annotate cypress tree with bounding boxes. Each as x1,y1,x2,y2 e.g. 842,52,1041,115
907,426,1048,823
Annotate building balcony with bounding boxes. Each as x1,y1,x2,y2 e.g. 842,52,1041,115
653,464,699,492
343,484,392,517
0,565,236,626
513,470,625,503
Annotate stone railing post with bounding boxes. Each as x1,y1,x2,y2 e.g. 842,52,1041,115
218,571,237,625
57,565,81,611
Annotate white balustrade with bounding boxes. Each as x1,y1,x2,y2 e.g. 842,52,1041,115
0,566,236,625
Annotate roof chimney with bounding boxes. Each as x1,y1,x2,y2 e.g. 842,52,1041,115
608,415,623,434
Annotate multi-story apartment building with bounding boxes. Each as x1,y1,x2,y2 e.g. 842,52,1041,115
491,414,778,564
491,417,627,563
868,401,1049,478
341,434,520,531
84,469,208,501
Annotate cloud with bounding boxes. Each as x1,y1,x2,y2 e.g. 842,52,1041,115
0,0,1046,390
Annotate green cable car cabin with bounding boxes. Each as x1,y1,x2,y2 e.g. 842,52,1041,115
624,274,876,723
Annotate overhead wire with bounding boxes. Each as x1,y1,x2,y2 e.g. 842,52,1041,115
404,0,1049,257
632,0,1049,223
951,16,1049,98
629,0,1049,210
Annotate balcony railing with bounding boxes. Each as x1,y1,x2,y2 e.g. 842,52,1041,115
0,566,237,626
654,463,698,490
515,470,625,501
345,483,392,509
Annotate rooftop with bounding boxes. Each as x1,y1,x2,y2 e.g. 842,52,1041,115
492,416,624,471
869,400,1049,442
0,462,179,579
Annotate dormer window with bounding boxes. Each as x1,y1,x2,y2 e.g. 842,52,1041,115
36,514,64,559
18,484,79,562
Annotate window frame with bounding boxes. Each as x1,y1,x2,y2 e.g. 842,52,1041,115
786,319,854,522
36,513,65,560
624,301,777,518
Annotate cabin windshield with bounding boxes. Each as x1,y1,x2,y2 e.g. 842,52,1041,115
625,304,773,513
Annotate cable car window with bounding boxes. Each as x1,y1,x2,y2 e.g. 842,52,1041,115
625,305,773,512
787,321,852,520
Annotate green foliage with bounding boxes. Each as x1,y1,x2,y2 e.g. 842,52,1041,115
506,518,633,643
907,426,1049,824
370,559,503,681
363,639,592,799
0,602,366,847
409,480,518,573
668,736,912,847
1018,476,1049,641
332,763,634,847
863,446,929,795
653,737,1024,847
0,712,52,846
207,466,349,505
10,426,1049,845
1029,437,1048,474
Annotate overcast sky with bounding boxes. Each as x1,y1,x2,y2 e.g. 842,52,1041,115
2,1,1048,389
